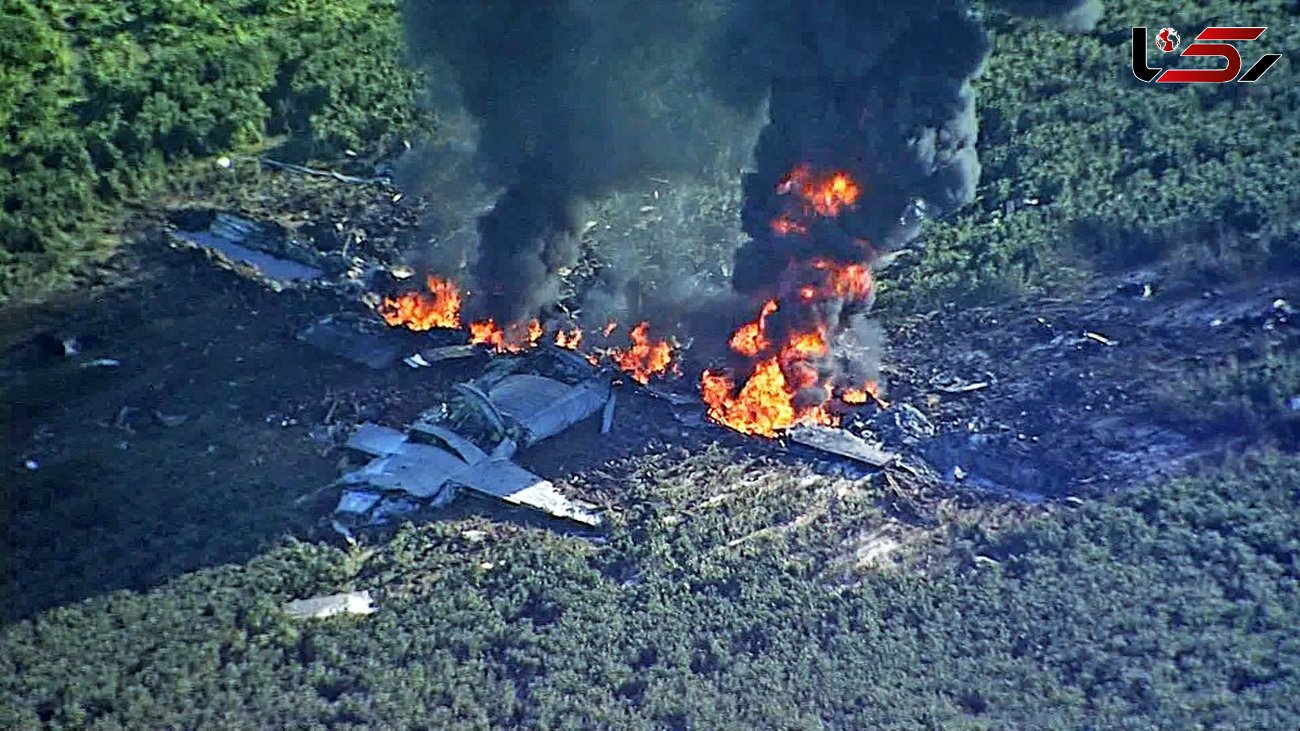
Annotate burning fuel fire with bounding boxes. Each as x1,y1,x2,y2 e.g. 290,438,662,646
376,276,677,382
379,275,463,331
610,322,676,385
700,165,883,437
468,318,544,353
376,163,883,431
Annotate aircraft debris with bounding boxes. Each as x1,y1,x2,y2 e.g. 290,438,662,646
789,424,897,468
932,379,989,394
283,590,376,620
298,314,405,370
328,356,609,528
601,394,616,434
403,344,479,368
171,212,324,287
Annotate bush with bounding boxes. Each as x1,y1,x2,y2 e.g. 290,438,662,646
0,0,424,301
884,0,1300,308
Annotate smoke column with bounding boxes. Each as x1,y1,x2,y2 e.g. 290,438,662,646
703,0,1100,399
401,0,727,325
401,0,1099,339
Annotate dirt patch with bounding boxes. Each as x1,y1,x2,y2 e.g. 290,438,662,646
876,269,1297,499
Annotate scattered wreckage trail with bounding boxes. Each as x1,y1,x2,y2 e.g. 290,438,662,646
159,204,1297,541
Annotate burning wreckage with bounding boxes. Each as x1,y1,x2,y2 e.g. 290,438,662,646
169,209,898,532
168,0,1106,529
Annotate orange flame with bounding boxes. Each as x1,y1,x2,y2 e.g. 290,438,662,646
700,300,841,437
701,360,836,438
729,299,777,357
777,165,861,217
815,259,873,302
378,278,680,382
611,322,675,385
771,216,807,236
555,327,583,350
379,275,463,331
696,159,879,438
469,318,543,353
841,380,887,407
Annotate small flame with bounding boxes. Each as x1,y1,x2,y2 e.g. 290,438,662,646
379,275,463,331
469,318,543,353
611,322,675,385
771,216,807,236
555,327,583,350
841,380,886,407
814,259,873,302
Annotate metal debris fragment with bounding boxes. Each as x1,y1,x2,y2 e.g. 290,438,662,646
788,425,896,468
335,490,382,515
1083,331,1118,346
153,412,189,428
283,590,376,620
601,394,616,434
172,213,324,285
299,315,405,370
410,344,478,365
933,380,989,394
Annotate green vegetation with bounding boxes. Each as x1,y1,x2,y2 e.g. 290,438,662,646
0,0,423,300
2,450,1297,728
1159,338,1300,444
2,1,1299,728
884,0,1300,308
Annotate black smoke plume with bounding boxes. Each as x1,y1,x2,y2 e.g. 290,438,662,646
401,0,726,325
703,0,1100,398
400,0,1098,349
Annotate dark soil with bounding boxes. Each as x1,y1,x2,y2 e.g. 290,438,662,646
3,177,1294,623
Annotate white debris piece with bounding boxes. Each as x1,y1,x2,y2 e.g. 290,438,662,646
601,394,616,434
283,590,376,620
335,490,382,515
403,353,433,368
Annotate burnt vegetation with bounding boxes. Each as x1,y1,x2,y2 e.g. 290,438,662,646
2,0,1300,728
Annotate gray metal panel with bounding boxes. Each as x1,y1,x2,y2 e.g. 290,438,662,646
789,425,897,467
346,423,408,457
342,442,470,498
453,459,601,526
489,374,611,446
410,421,490,464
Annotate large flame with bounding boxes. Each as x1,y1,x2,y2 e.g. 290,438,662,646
700,302,840,437
380,275,463,331
700,165,881,437
779,165,861,216
375,277,677,382
610,321,676,385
